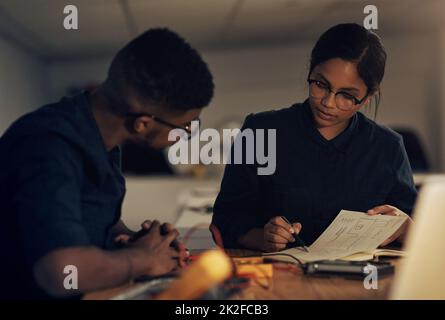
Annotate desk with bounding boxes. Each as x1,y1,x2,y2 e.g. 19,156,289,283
84,250,397,300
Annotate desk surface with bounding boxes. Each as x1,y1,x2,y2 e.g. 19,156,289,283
84,249,397,300
230,263,394,300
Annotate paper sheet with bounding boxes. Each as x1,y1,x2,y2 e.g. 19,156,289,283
264,210,407,263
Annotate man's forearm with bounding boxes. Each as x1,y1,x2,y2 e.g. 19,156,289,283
33,246,149,297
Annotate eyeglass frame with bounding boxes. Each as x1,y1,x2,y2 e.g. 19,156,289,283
124,112,200,140
307,78,369,110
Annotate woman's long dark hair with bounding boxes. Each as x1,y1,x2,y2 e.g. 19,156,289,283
309,23,387,119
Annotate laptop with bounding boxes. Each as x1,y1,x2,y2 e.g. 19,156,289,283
390,178,445,299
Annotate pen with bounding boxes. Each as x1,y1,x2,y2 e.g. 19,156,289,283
280,216,309,252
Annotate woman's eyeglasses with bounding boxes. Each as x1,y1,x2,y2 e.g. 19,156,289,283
307,78,368,111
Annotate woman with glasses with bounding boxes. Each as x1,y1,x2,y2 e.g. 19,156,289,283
212,23,417,252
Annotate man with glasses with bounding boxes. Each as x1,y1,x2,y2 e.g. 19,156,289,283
0,28,214,299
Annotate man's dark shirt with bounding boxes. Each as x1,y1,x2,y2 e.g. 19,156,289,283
212,100,417,248
0,93,125,299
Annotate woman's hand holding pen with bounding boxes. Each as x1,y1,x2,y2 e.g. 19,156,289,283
263,216,303,252
367,204,413,246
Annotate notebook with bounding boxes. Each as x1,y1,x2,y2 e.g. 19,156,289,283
263,210,407,263
338,248,405,261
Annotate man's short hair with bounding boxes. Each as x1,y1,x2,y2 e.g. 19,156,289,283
105,28,214,114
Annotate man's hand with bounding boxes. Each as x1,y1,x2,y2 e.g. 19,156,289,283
367,204,413,246
113,220,152,247
160,222,188,268
263,216,302,252
32,220,182,297
130,220,180,276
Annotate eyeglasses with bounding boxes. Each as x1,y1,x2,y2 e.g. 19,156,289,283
307,78,368,111
125,112,200,140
